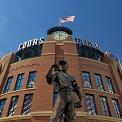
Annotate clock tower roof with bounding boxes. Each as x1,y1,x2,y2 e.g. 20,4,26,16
47,26,72,35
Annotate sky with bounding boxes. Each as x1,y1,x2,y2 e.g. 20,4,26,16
0,0,122,61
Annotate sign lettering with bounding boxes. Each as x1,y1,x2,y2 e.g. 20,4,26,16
18,37,44,51
75,38,100,50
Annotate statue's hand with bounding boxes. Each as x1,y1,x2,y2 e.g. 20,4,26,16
51,64,59,71
51,64,58,68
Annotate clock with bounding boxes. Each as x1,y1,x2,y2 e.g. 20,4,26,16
51,31,68,40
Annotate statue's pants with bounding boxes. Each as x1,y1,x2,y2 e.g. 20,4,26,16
50,89,76,122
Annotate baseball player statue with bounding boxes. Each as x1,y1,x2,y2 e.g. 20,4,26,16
45,60,83,122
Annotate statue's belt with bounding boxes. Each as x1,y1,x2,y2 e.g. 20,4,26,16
59,87,74,92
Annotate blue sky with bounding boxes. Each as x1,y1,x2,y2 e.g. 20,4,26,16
0,0,122,60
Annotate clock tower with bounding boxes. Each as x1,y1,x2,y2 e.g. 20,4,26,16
42,27,83,105
47,26,73,42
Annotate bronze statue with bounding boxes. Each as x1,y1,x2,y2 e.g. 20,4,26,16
45,60,82,122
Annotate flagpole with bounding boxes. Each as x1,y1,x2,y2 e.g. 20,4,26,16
59,17,61,27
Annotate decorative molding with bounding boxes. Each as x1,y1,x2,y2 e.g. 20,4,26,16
0,111,121,122
9,63,40,72
82,88,120,97
43,41,56,43
64,41,76,44
79,57,108,65
41,53,55,56
64,53,78,56
80,63,109,72
0,88,36,98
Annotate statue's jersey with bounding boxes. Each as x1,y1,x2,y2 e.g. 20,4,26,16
51,71,75,91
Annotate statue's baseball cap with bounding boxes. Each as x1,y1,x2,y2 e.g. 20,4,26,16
59,60,67,65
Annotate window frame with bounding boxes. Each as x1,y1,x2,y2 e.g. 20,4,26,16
94,73,104,91
14,73,24,91
112,99,122,118
85,94,97,115
100,96,111,116
7,96,19,116
26,71,37,88
21,94,33,115
0,98,6,117
82,71,92,88
4,76,13,93
105,76,115,94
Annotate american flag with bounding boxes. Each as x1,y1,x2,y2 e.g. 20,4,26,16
60,16,75,24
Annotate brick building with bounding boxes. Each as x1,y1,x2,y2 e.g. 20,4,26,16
0,26,122,122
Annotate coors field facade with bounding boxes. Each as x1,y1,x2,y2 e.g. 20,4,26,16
0,26,122,122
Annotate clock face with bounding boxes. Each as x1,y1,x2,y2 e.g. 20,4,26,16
51,31,68,40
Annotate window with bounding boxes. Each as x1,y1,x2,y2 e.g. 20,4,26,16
8,96,19,116
4,77,13,93
82,72,92,88
27,71,37,88
14,74,24,91
86,94,96,115
112,99,122,118
95,74,104,91
22,94,33,115
100,96,110,116
0,99,6,117
106,77,115,94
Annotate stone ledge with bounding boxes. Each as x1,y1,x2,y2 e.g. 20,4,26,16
0,111,122,122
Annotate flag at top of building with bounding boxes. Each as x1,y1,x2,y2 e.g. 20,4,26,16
59,16,75,25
